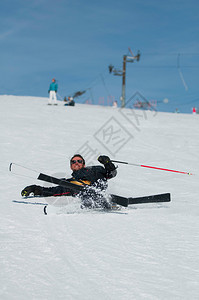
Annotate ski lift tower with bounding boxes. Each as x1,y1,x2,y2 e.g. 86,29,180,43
109,48,140,108
121,48,140,108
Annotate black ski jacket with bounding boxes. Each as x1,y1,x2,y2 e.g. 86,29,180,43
39,165,117,197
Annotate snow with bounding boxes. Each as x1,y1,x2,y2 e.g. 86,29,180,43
0,95,199,300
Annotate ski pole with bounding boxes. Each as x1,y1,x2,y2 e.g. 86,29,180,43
111,160,193,175
57,92,64,101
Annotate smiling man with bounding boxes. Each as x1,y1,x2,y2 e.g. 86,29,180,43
21,154,117,208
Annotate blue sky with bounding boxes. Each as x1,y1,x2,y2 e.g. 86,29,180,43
0,0,199,113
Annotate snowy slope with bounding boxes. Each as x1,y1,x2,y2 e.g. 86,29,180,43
0,95,199,300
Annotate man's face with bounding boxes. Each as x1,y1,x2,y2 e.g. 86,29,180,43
70,156,85,171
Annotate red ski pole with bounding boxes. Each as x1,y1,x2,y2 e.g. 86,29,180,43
111,160,193,175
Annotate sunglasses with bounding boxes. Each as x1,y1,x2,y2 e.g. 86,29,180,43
71,159,84,164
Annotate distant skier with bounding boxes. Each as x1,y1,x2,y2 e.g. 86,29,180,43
48,78,58,105
64,96,75,106
21,155,117,208
192,107,196,114
174,108,180,113
112,100,118,108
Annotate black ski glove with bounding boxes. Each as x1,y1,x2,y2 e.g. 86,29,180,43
98,155,111,165
21,185,42,197
98,155,116,171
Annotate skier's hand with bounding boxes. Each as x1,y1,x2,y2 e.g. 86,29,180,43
98,155,111,165
98,155,116,172
21,185,42,197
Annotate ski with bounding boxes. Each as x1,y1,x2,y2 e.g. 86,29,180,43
37,173,171,207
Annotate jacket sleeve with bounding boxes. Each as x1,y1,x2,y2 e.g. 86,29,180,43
105,168,117,179
104,162,117,179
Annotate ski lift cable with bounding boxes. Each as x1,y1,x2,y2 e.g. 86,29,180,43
177,53,188,91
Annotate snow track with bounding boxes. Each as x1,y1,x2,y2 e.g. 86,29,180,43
1,95,199,299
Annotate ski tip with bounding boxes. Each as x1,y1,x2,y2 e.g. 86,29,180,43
9,162,13,172
44,205,48,215
158,193,171,202
167,193,171,202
